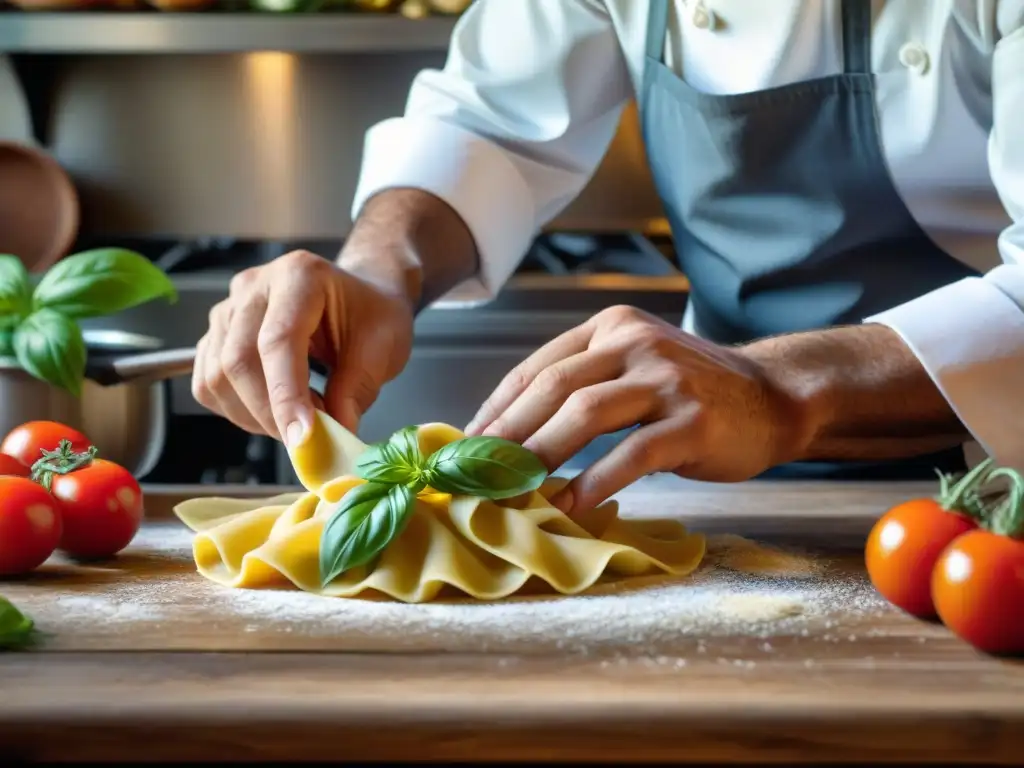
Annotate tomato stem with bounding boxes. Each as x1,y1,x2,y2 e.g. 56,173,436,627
935,458,995,520
30,439,99,493
982,467,1024,539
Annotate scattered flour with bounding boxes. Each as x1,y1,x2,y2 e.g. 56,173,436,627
8,522,892,655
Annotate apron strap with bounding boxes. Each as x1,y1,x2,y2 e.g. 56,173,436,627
645,0,670,63
841,0,872,74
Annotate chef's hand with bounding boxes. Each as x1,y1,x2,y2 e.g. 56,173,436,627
465,305,808,516
192,250,414,446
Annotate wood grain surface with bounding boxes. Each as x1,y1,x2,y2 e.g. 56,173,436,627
2,478,1021,763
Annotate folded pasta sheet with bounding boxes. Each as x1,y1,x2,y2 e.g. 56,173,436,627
174,411,706,603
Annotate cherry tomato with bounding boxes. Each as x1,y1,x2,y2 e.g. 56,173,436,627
865,499,978,619
0,453,29,478
1,421,91,469
932,530,1024,655
0,476,62,575
48,458,144,560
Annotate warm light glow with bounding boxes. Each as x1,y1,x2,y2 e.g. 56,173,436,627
879,520,905,552
943,550,973,583
243,52,299,229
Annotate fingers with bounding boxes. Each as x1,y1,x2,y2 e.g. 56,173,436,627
191,248,412,446
465,322,595,435
220,291,279,437
521,379,658,472
259,273,327,447
480,347,625,444
193,303,267,435
550,413,693,517
323,358,376,433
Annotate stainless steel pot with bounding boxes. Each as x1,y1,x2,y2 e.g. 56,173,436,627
0,331,196,478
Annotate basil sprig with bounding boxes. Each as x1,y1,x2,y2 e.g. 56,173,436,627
0,248,177,395
0,595,35,650
355,426,426,488
319,427,548,586
425,436,549,498
320,483,415,586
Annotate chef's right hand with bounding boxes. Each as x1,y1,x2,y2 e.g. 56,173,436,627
192,250,414,447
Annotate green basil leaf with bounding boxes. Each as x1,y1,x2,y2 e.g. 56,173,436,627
424,436,548,499
356,426,426,487
13,308,87,397
0,596,34,650
0,254,32,319
32,248,178,319
319,482,416,586
0,326,13,357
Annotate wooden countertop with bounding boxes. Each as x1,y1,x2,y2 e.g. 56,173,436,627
2,478,1022,763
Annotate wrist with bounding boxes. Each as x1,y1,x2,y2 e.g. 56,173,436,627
738,324,963,464
339,188,479,313
740,337,825,467
336,238,424,313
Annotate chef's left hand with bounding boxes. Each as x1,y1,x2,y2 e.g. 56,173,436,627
464,305,808,516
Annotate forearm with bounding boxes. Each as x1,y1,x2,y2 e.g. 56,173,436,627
743,324,969,462
337,188,480,313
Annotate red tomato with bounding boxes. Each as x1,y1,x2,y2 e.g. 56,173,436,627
865,499,978,619
1,421,91,469
0,453,29,478
932,530,1024,655
0,476,62,575
48,459,144,560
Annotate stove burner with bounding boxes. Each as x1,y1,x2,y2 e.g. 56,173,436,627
76,232,681,278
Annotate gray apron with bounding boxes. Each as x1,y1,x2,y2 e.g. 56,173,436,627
639,0,977,480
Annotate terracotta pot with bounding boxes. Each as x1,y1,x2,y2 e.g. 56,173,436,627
0,141,79,275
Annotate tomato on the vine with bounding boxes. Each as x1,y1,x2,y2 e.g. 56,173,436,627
932,530,1024,655
33,441,144,560
865,460,990,619
0,476,62,575
0,453,29,478
931,466,1024,656
1,421,90,469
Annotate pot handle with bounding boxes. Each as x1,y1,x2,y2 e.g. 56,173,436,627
87,347,328,390
88,347,197,386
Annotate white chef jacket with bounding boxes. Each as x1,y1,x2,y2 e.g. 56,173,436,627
351,0,1024,470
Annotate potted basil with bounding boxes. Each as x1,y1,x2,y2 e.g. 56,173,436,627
0,249,193,476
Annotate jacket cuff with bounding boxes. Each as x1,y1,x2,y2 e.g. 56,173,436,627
866,273,1024,470
351,116,537,305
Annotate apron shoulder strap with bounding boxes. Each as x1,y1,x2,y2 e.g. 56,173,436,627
645,0,671,62
841,0,872,74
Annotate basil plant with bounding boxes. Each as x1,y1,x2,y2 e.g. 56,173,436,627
0,249,177,396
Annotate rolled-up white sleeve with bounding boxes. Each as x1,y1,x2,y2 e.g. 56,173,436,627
866,12,1024,470
351,0,632,304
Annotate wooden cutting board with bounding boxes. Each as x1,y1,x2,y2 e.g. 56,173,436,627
1,478,1022,763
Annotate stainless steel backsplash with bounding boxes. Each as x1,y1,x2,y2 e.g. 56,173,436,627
0,51,667,238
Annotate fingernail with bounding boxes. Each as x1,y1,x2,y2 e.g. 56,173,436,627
285,418,309,448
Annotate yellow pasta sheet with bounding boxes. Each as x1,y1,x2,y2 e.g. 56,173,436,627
174,411,706,603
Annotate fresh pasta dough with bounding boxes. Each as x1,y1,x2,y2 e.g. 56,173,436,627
174,411,706,603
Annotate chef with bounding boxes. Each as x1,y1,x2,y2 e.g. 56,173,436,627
193,0,1024,516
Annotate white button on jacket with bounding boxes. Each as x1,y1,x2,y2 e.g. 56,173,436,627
352,0,1024,470
689,1,715,30
897,42,930,74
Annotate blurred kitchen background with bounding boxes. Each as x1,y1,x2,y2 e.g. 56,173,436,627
0,1,689,485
